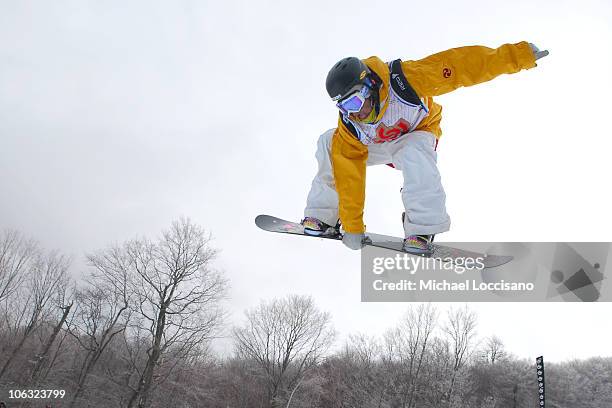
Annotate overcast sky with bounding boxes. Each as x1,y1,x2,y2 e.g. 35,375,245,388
1,0,611,362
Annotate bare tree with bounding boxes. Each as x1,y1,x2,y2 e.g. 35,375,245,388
233,294,336,408
345,333,381,369
64,244,134,407
442,305,478,407
336,333,388,408
0,250,70,380
482,335,506,365
28,292,74,385
123,218,227,408
66,268,131,408
383,303,438,408
17,295,75,408
0,230,38,303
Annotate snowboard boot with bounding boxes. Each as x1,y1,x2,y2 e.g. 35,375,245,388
401,212,434,255
301,217,339,237
403,235,434,255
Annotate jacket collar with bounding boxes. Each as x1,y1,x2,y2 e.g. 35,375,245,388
363,56,390,122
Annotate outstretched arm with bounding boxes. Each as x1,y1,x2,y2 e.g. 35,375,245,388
401,41,543,97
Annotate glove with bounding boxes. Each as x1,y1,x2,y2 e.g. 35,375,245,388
342,232,371,250
529,43,549,61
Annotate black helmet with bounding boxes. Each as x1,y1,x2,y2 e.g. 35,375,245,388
326,57,371,101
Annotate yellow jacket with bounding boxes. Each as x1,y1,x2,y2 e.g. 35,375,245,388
331,41,537,233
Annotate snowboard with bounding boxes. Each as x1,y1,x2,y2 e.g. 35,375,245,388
255,215,513,269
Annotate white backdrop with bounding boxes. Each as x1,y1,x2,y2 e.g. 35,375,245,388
1,0,611,361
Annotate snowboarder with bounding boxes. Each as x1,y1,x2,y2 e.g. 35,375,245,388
302,41,548,254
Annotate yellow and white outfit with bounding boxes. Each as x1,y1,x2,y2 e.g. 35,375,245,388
305,42,537,236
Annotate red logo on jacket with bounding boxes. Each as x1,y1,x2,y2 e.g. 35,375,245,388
374,119,410,143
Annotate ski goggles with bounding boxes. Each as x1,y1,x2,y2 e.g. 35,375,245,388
336,85,371,115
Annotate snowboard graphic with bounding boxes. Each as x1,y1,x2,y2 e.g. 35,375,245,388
255,215,513,269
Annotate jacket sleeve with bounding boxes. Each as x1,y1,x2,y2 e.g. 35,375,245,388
401,41,537,97
330,122,368,234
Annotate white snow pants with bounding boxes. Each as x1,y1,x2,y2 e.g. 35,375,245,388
304,128,451,236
